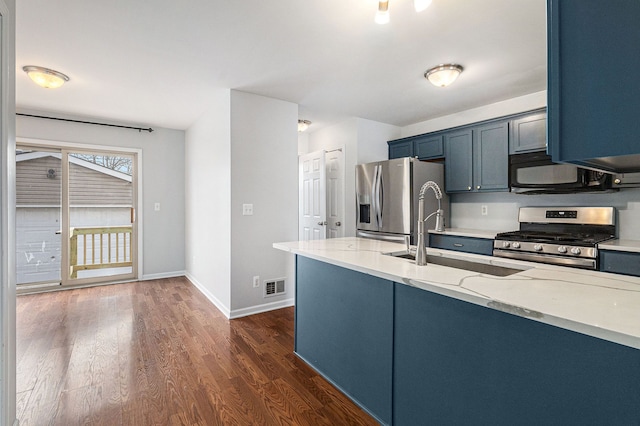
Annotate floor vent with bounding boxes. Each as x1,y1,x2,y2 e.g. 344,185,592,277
264,278,286,298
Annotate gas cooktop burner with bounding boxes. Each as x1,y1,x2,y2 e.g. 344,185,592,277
495,230,613,246
493,206,616,270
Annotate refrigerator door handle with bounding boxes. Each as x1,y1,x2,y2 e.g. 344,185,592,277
371,165,379,227
377,166,383,227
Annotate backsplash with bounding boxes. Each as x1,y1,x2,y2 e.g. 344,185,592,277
450,188,640,240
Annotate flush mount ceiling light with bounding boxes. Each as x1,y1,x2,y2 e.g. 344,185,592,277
298,120,311,132
424,64,463,87
375,0,432,24
23,65,69,89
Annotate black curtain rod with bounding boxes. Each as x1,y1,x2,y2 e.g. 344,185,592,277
16,113,154,133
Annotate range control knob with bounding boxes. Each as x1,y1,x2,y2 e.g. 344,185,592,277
558,246,568,253
512,242,521,249
534,244,543,252
570,247,582,255
502,241,511,248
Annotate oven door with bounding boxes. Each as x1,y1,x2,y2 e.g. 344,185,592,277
510,151,592,193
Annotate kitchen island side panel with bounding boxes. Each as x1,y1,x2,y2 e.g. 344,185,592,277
295,256,393,425
393,282,640,425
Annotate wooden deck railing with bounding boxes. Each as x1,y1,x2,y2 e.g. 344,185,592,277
69,225,132,279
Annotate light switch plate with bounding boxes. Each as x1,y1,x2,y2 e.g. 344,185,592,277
154,203,161,211
242,204,254,216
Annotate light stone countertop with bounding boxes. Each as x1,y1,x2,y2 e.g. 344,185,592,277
428,227,508,239
274,237,640,350
599,239,640,253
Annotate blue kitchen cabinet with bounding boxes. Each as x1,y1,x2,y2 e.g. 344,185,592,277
428,233,494,256
388,139,414,159
393,282,640,425
509,109,547,154
600,250,640,277
295,256,393,425
547,0,640,173
388,134,444,160
444,129,473,192
413,134,444,159
445,121,509,193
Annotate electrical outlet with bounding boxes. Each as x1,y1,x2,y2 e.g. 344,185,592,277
481,205,488,216
243,204,254,216
253,275,260,288
154,202,161,211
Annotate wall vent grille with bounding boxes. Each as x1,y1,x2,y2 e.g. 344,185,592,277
264,278,286,298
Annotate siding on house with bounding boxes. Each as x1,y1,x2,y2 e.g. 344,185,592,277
16,155,132,206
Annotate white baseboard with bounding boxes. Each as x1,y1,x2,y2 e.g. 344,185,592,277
184,273,232,318
184,273,294,320
141,270,186,281
229,297,295,319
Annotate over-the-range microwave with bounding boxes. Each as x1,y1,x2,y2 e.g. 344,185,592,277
510,151,613,194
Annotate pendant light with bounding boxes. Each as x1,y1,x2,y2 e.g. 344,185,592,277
424,64,464,87
375,0,431,24
23,66,69,89
414,0,432,12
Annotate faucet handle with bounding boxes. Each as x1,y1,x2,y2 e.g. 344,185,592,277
404,235,411,252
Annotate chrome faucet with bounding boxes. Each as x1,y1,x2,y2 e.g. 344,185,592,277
415,181,445,266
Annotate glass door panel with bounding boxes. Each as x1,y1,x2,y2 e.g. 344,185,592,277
15,148,62,286
65,150,136,283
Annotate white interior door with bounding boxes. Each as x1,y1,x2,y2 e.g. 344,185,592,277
325,149,344,238
299,151,326,241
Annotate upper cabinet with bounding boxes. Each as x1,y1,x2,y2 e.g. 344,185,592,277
548,0,640,173
388,134,444,160
445,121,509,193
509,109,546,154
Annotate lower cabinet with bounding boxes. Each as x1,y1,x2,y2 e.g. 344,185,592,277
428,233,494,255
600,249,640,277
295,256,393,425
393,283,640,425
296,257,640,425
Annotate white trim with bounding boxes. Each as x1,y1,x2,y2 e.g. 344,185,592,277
15,137,144,281
141,271,185,281
229,298,295,319
185,273,231,318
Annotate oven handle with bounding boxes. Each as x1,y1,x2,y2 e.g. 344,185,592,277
493,249,597,269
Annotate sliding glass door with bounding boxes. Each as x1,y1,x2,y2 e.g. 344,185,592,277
16,145,138,289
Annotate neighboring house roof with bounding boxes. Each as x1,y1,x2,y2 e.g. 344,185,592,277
16,152,132,182
16,152,133,207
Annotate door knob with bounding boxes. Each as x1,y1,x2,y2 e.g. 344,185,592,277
335,222,341,226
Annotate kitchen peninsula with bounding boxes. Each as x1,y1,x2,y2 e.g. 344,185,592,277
274,237,640,425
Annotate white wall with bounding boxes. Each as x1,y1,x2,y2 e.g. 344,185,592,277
307,117,400,237
401,91,547,137
1,0,16,423
184,89,232,314
15,110,186,279
230,91,298,315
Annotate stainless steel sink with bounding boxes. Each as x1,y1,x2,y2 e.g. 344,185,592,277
383,251,525,277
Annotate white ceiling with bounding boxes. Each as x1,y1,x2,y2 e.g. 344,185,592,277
16,0,547,132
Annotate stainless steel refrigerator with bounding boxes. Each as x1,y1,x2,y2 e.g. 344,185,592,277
356,157,449,243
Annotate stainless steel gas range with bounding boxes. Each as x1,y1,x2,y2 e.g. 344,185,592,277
493,207,616,270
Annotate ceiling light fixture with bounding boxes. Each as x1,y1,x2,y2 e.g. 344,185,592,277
23,65,69,89
375,0,431,24
298,120,311,132
414,0,432,12
375,1,390,24
424,64,464,87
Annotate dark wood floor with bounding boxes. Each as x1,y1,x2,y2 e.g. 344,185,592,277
16,277,378,425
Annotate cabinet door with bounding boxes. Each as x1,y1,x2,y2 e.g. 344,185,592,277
473,121,509,191
414,135,444,159
393,282,640,425
388,140,413,159
548,0,640,172
444,130,473,192
600,250,640,277
509,111,547,154
428,234,494,256
296,256,393,424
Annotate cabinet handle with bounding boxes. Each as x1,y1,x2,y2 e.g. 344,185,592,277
476,185,481,189
453,243,464,247
467,186,472,190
